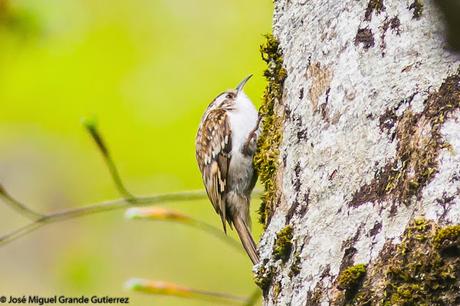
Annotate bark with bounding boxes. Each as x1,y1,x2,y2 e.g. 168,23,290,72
254,0,460,305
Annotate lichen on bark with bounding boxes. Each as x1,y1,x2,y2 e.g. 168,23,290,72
254,34,286,227
259,0,460,304
333,219,460,305
350,68,460,210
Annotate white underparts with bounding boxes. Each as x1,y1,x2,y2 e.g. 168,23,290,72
226,91,258,214
227,91,258,153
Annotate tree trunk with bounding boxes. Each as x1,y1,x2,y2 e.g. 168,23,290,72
254,0,460,305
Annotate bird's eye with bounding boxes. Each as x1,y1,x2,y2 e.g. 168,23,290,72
226,93,233,99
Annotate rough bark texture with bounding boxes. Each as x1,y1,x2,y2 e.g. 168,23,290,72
254,0,460,305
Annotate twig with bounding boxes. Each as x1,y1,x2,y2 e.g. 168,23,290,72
125,278,247,305
82,117,135,200
125,207,243,252
0,183,43,220
0,221,43,246
0,119,261,247
0,119,262,306
0,190,208,246
0,119,208,246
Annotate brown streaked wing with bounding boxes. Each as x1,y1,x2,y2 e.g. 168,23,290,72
195,108,232,233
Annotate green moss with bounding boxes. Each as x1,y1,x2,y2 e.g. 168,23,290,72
369,0,384,12
272,281,281,300
433,225,460,250
288,251,302,277
410,0,424,18
382,221,457,304
337,264,367,291
273,226,293,262
307,283,324,306
254,262,275,291
386,70,460,203
340,219,460,305
254,34,286,227
351,69,460,208
364,0,385,20
382,108,441,204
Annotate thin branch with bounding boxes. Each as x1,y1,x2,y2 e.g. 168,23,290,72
0,120,262,305
0,119,206,246
82,117,135,200
0,120,261,247
0,190,208,247
125,278,247,305
0,221,43,246
125,207,243,253
0,183,43,220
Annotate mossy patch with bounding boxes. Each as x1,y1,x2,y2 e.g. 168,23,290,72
335,219,460,305
364,0,385,21
254,34,287,227
433,225,460,255
350,69,460,209
337,264,367,302
273,225,294,262
254,260,276,293
382,109,438,201
306,282,325,306
409,0,424,19
272,281,282,300
254,225,294,297
288,250,302,278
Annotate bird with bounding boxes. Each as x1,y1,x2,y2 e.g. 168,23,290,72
195,75,260,264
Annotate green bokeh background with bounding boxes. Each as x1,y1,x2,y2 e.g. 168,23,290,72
0,1,272,305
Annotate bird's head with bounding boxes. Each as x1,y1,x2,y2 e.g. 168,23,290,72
207,75,253,111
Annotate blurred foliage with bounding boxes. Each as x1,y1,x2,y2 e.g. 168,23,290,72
0,0,40,37
0,0,272,305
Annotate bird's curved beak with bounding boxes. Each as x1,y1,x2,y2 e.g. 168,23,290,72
235,74,253,94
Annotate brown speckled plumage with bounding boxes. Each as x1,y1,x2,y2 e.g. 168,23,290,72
195,76,260,264
196,108,232,232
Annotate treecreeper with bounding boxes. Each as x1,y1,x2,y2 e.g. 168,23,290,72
195,75,260,264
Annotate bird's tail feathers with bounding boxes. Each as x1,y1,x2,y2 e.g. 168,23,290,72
233,216,259,264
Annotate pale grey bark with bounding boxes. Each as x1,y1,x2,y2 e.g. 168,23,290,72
256,1,460,305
